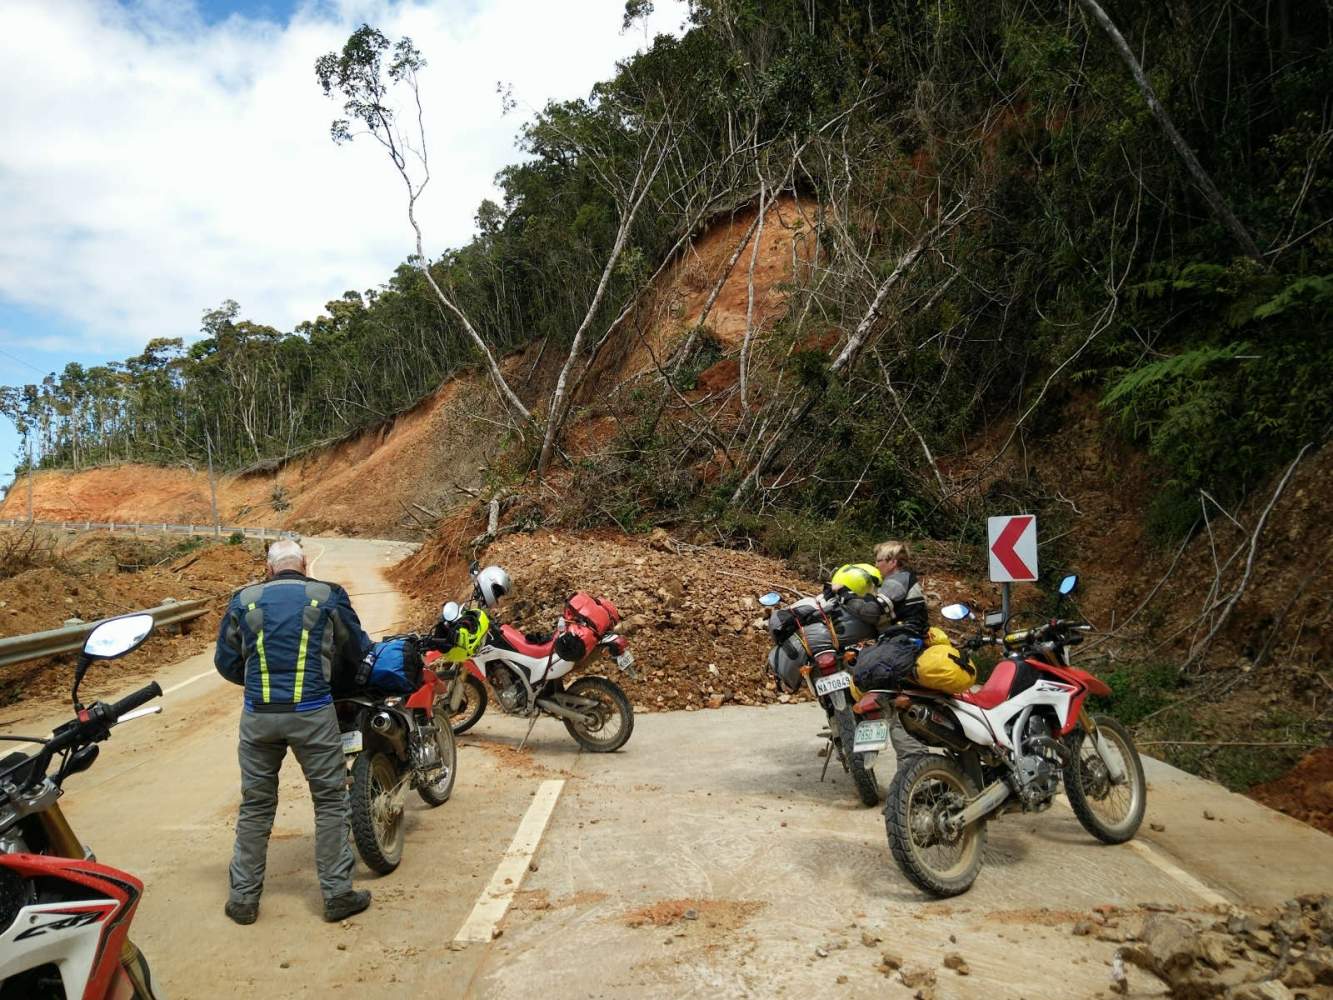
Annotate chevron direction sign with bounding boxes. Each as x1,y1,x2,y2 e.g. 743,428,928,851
987,514,1038,583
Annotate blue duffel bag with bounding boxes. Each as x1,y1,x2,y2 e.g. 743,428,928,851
366,635,423,694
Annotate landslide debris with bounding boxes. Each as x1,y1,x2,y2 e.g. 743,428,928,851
0,527,265,710
1099,896,1333,999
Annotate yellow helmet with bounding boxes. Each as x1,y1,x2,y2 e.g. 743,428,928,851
441,609,491,662
829,563,882,597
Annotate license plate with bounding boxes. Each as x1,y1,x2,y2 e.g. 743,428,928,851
853,719,888,752
340,730,363,755
615,650,636,671
814,672,851,696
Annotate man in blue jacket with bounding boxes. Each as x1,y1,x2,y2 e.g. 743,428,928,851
215,538,373,925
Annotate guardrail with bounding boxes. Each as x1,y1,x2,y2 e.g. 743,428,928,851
0,518,297,541
0,598,211,669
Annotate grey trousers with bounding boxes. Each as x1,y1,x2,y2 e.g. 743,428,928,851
890,713,927,761
228,704,355,904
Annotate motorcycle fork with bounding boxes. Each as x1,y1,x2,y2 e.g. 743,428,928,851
1078,710,1128,784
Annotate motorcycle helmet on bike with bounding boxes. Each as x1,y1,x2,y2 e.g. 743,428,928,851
829,562,882,597
474,565,512,609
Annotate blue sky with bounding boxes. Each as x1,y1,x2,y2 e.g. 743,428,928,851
0,0,687,495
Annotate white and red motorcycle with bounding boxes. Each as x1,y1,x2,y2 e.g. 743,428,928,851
1,614,165,999
428,567,637,752
871,575,1146,896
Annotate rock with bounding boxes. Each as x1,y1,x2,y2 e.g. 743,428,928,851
279,961,290,969
648,528,674,552
1151,822,1166,832
336,943,347,950
943,952,969,975
815,946,829,959
836,975,848,985
1282,946,1333,987
1098,926,1133,943
683,908,699,921
1204,809,1217,820
707,693,725,709
899,966,936,988
861,931,881,947
528,861,539,872
1073,921,1095,936
1199,932,1233,969
1229,982,1295,1000
1121,914,1202,989
880,951,904,970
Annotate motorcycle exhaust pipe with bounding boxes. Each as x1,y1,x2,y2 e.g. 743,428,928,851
369,711,395,734
902,703,971,752
534,697,593,726
956,779,1011,828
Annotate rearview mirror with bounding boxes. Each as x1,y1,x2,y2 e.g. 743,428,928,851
83,614,154,661
1058,574,1080,596
468,560,481,578
758,592,782,608
940,603,972,621
441,601,462,623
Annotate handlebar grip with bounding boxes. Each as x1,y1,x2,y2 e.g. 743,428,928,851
107,682,163,723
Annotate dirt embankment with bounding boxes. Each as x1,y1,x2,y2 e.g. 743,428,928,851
0,528,265,711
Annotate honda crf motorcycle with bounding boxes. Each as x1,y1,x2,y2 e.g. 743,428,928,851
1,613,165,999
875,575,1146,896
759,590,889,807
433,570,636,753
334,638,457,875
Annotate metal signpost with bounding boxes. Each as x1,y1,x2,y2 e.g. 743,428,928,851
987,514,1038,627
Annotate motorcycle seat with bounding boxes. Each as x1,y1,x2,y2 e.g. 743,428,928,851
953,659,1017,710
497,623,555,659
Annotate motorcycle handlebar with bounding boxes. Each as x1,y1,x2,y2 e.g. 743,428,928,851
107,682,163,723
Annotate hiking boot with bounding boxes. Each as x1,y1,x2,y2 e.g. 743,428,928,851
225,899,258,925
323,889,372,922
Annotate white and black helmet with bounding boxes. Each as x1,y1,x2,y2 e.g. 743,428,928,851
474,565,512,609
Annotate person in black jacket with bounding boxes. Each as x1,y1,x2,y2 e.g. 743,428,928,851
215,538,373,925
873,540,930,762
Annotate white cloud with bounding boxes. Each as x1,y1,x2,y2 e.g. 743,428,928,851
0,0,687,352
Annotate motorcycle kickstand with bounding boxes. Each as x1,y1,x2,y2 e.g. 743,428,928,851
517,713,539,753
819,738,834,782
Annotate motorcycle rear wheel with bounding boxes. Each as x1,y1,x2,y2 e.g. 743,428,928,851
1064,714,1146,844
561,676,634,752
449,674,488,735
350,750,405,875
885,753,985,897
836,708,880,807
417,706,458,807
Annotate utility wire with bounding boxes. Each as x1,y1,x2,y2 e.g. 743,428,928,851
0,345,49,377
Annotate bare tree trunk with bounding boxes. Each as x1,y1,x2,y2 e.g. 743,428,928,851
537,133,671,475
739,176,768,409
1076,0,1264,261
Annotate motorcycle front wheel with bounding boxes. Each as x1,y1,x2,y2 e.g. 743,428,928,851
835,707,880,807
1064,714,1146,844
449,674,488,735
417,706,458,807
561,676,634,752
885,753,985,898
350,750,405,874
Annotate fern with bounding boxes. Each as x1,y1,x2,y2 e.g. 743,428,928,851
1101,343,1246,412
1250,274,1333,321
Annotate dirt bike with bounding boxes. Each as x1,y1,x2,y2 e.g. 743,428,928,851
874,575,1146,897
431,582,637,753
334,636,457,875
0,614,165,999
759,590,889,807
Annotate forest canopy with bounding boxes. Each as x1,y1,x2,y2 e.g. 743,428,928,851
4,0,1330,542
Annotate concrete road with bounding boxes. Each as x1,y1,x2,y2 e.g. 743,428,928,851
10,535,1328,999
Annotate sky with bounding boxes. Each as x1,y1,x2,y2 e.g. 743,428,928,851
0,0,689,493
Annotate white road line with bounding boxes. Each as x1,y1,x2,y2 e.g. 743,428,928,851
1054,796,1231,906
307,541,327,576
162,669,218,696
455,779,565,943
